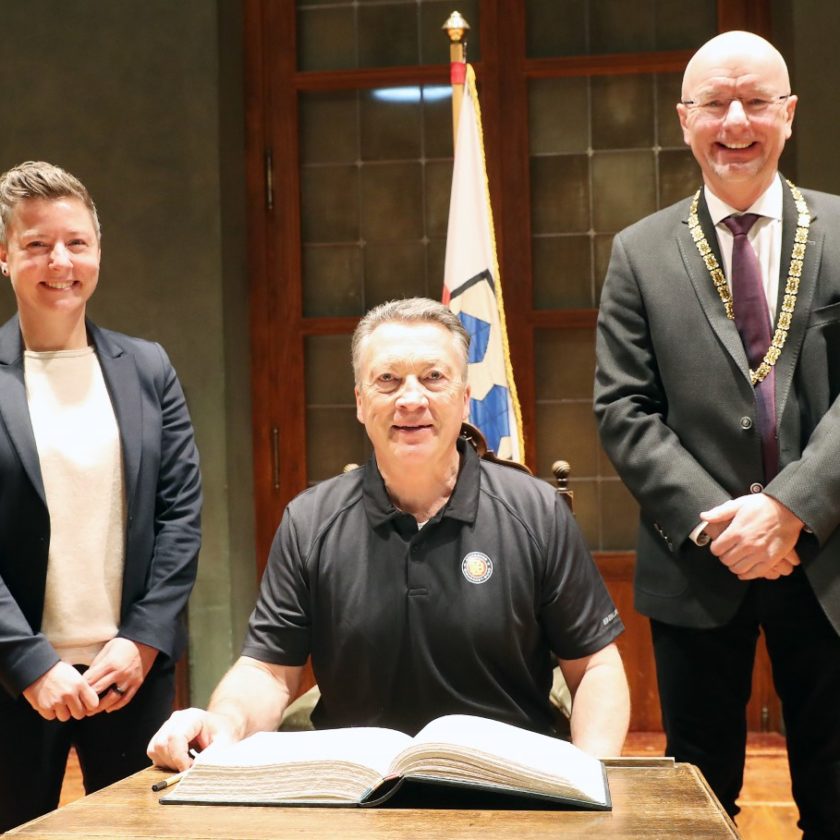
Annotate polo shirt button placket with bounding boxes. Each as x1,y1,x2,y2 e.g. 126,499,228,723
406,539,429,598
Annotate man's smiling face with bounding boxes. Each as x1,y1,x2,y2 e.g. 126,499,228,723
355,319,470,471
676,33,796,209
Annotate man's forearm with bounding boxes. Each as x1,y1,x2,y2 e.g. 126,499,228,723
564,645,630,757
207,657,302,740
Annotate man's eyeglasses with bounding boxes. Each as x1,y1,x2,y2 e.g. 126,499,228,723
681,94,792,119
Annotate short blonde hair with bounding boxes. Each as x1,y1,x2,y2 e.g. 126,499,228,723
0,161,101,246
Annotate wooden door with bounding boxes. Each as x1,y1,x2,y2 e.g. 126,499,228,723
242,0,779,732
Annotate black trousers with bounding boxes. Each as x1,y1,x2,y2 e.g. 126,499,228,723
0,657,174,833
650,568,840,840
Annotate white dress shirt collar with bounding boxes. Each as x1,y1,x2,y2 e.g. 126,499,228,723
704,175,783,226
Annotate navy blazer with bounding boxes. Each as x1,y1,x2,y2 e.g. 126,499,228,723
595,178,840,632
0,316,202,697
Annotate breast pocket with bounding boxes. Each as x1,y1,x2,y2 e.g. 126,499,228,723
808,300,840,330
805,300,840,405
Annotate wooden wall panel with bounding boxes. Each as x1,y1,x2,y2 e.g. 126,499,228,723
597,553,662,731
597,552,782,733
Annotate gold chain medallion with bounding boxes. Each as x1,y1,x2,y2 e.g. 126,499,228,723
687,180,810,385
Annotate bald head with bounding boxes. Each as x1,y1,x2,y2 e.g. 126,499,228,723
682,31,790,100
677,30,796,210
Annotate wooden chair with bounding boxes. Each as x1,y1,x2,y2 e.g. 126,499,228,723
458,421,574,512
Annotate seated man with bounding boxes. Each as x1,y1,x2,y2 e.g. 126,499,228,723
148,298,629,771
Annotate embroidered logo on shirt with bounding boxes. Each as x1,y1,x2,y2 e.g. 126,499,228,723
461,551,493,584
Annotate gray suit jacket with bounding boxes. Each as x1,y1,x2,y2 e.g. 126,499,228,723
595,177,840,632
0,316,202,697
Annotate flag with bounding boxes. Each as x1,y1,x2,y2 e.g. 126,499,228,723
443,64,524,463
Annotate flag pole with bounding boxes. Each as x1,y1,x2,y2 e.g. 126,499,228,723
440,12,526,463
442,11,470,149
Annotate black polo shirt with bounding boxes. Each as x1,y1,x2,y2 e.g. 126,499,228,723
242,439,623,736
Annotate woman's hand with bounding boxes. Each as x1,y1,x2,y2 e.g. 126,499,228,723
23,662,100,721
84,638,159,713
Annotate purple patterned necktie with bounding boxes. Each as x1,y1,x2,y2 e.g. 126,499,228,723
722,213,778,479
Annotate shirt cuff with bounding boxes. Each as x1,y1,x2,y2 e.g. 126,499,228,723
690,521,711,546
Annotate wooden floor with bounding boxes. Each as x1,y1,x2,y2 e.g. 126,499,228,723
60,733,800,838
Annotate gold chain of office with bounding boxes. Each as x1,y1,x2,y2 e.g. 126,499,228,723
687,179,810,386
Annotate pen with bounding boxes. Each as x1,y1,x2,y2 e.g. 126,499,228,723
151,748,200,792
151,769,187,792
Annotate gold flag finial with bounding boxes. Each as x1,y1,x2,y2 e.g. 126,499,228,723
443,12,470,146
442,10,470,44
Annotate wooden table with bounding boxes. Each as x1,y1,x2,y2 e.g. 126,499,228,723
7,760,738,839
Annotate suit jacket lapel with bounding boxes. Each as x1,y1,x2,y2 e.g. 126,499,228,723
0,316,47,506
774,182,820,425
88,321,142,517
679,190,751,380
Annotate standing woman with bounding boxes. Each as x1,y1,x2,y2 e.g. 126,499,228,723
0,161,202,831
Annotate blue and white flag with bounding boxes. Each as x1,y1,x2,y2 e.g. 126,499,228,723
443,64,524,462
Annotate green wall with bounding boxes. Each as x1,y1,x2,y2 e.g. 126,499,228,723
0,0,256,706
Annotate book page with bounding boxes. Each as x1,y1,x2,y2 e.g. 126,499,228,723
390,714,607,805
196,728,412,777
164,727,414,804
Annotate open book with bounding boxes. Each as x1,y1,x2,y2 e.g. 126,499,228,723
161,714,610,810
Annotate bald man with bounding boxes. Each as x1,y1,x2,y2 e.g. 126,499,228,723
595,31,840,837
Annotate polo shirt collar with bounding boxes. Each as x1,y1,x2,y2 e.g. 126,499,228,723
363,436,480,528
